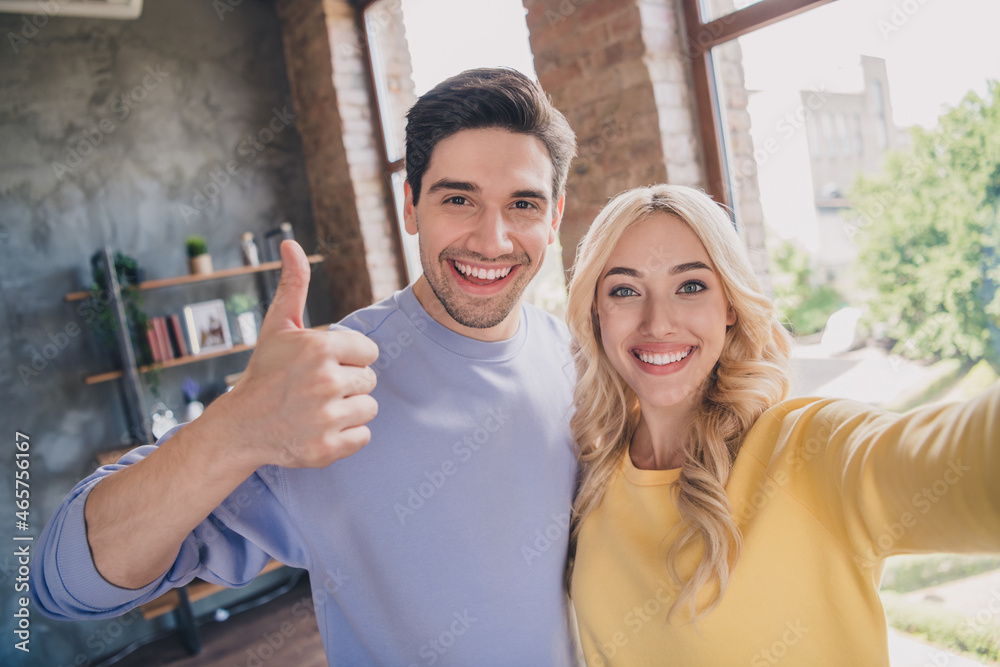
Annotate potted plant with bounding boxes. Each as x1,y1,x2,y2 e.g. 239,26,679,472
226,293,260,345
87,252,160,395
88,252,150,361
186,235,213,275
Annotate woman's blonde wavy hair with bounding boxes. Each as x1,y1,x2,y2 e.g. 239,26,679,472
566,184,793,622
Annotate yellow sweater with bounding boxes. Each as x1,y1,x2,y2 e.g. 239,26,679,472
571,387,1000,666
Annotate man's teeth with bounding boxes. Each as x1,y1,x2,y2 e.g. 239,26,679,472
454,261,512,280
636,348,692,366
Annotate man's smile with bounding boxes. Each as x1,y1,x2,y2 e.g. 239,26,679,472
450,259,520,287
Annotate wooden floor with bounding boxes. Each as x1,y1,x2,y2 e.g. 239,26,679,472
107,576,326,667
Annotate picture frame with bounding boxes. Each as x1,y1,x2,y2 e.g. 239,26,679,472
182,298,232,355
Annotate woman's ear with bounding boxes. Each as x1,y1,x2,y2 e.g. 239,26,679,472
726,304,737,327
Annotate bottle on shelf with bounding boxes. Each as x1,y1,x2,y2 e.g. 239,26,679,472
241,232,260,267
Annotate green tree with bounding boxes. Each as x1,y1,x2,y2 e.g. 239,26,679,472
770,240,844,336
850,80,1000,368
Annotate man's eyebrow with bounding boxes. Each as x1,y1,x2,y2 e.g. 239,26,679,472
511,189,548,201
426,179,480,195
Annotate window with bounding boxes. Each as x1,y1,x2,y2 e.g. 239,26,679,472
806,114,823,158
683,6,1000,654
362,0,536,283
852,112,863,156
871,78,889,149
820,113,836,159
698,0,770,23
680,0,836,211
835,113,850,158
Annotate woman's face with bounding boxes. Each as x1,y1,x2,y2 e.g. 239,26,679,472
596,213,736,414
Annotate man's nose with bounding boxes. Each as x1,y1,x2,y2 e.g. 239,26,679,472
468,208,515,258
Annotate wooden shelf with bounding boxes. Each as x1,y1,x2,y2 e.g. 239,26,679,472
83,324,330,385
139,559,287,620
65,254,324,301
85,344,254,385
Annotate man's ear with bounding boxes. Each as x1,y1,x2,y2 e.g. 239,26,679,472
549,195,566,244
403,181,418,235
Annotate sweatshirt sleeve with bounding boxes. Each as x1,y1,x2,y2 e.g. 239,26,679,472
767,383,1000,565
31,425,304,621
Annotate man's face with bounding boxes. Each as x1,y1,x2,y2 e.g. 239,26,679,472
404,128,564,340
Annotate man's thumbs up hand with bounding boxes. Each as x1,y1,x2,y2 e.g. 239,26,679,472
260,238,313,333
206,240,379,472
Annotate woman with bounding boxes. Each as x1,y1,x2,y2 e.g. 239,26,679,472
565,184,1000,666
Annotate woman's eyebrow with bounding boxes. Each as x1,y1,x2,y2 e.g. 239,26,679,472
602,260,712,282
670,261,711,275
602,266,640,280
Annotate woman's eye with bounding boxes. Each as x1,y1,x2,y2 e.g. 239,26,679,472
609,286,638,298
679,281,706,294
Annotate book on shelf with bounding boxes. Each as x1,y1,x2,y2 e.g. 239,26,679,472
168,314,188,357
145,323,161,363
160,317,176,360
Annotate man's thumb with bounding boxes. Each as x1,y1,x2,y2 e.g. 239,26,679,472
261,240,311,333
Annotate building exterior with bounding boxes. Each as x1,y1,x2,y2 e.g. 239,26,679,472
749,55,908,293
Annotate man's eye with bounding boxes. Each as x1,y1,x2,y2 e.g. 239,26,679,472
609,286,638,298
513,200,537,210
446,196,468,206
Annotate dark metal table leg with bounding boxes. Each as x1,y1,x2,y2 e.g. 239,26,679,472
173,586,202,655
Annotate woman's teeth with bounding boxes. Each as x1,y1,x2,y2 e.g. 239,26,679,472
454,261,512,281
636,347,692,366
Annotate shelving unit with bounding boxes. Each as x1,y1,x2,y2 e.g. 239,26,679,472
82,343,257,385
66,247,325,657
69,248,326,443
63,256,321,301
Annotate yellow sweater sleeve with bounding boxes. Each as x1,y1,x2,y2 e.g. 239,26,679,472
749,382,1000,565
572,384,1000,666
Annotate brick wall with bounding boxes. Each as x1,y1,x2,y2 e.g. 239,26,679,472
276,0,404,317
275,0,769,296
365,0,417,162
526,0,770,288
715,38,771,287
526,0,675,270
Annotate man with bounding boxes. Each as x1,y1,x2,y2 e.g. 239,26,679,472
34,68,579,665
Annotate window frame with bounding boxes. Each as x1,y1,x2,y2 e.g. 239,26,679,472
355,0,410,284
680,0,839,210
357,0,842,247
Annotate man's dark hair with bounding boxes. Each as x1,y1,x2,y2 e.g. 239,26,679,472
405,67,577,206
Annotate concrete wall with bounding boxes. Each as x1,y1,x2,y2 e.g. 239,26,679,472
0,1,326,663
